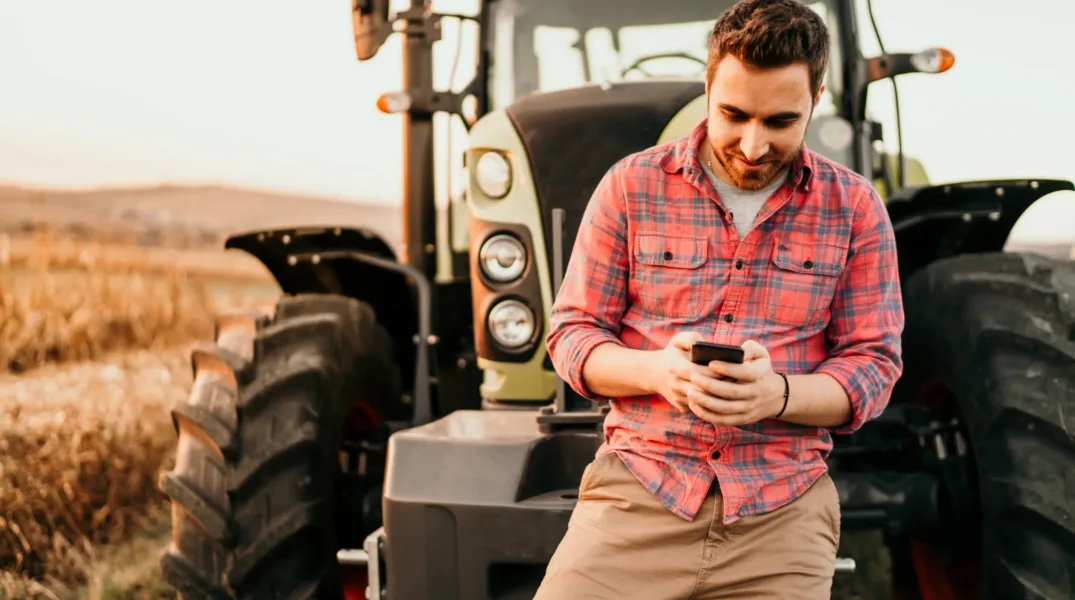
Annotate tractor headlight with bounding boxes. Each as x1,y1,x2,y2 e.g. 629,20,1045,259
487,299,535,349
479,234,527,283
474,151,512,199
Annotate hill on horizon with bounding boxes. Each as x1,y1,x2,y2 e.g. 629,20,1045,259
0,182,404,251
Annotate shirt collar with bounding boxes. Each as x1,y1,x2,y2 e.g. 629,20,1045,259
659,117,814,192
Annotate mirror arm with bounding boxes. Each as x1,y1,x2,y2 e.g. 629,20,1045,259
394,8,481,125
406,91,469,120
866,53,914,82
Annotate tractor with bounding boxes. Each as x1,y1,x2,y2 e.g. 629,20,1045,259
157,0,1075,599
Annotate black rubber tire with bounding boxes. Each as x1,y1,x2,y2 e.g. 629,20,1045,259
158,305,269,600
897,252,1075,600
158,293,401,600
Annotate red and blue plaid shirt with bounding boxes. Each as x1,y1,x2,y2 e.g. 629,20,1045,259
545,118,904,524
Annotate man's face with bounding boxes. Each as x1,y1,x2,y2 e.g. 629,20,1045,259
705,54,821,190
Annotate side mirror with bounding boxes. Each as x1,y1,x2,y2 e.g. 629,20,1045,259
866,47,955,83
353,0,392,61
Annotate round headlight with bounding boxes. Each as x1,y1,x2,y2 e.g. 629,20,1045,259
487,299,535,349
474,151,512,199
479,234,527,283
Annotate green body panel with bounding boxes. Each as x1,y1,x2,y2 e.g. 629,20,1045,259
434,196,453,283
876,154,931,200
434,162,473,285
658,93,708,145
464,110,558,403
433,194,467,283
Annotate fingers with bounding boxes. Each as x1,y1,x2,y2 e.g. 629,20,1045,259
687,389,749,417
705,360,755,382
707,357,772,382
741,339,769,361
687,388,749,414
690,373,748,400
691,341,770,382
668,398,690,413
688,398,726,425
670,359,701,381
666,380,697,413
678,362,716,381
669,331,703,351
688,398,754,427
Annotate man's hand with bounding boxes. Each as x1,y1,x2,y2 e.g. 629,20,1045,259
686,340,787,426
649,331,705,413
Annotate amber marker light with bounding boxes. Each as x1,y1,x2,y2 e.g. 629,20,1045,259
911,47,956,74
376,91,412,114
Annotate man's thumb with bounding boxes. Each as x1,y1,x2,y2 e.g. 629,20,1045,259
670,331,703,350
741,339,769,360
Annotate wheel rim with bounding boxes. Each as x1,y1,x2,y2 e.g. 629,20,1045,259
344,399,382,436
906,376,983,599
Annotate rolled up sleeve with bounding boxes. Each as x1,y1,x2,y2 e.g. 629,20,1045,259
544,166,630,400
816,186,905,434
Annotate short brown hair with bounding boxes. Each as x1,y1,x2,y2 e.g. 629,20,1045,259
706,0,831,99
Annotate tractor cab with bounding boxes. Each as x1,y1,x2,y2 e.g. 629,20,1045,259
482,0,841,108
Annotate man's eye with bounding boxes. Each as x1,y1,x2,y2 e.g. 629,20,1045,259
724,112,748,122
767,119,796,129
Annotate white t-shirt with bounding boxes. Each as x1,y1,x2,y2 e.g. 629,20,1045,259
701,160,789,237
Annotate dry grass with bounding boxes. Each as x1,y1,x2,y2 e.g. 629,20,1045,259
0,348,190,592
0,504,176,599
2,231,273,282
0,232,271,374
0,231,274,592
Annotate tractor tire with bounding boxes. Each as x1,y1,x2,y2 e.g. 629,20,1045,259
897,252,1075,600
158,293,401,600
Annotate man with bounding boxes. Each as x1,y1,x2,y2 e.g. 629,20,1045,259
538,0,904,598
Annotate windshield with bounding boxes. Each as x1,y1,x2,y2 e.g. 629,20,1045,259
486,0,843,117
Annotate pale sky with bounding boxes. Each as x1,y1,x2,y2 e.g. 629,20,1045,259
2,0,1074,240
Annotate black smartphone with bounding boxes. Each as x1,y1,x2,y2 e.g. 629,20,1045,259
690,341,745,365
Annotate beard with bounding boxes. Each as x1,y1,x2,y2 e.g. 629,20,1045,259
709,139,800,191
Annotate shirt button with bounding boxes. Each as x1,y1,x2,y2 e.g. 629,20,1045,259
735,260,743,270
711,450,721,459
724,314,733,323
664,251,674,260
803,260,814,269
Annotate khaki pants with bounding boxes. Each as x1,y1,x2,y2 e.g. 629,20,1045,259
534,451,841,600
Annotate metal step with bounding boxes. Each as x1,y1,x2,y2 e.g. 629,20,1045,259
337,548,369,566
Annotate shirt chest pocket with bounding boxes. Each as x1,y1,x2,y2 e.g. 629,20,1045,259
764,239,848,326
632,233,709,320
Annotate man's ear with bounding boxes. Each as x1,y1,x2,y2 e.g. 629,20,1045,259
813,84,827,107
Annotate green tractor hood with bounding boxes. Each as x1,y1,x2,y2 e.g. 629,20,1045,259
502,79,705,274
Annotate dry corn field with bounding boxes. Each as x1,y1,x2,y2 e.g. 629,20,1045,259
0,231,275,598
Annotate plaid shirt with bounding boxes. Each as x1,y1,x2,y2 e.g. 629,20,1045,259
545,118,904,524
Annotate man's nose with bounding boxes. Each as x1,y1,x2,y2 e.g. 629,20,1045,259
740,124,769,161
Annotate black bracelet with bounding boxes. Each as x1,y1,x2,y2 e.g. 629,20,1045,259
774,372,789,419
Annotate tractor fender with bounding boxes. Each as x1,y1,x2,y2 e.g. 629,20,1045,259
225,226,422,409
886,178,1075,282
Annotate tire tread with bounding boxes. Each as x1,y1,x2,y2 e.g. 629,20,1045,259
900,252,1075,600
